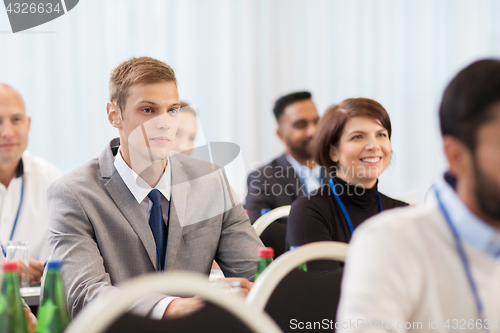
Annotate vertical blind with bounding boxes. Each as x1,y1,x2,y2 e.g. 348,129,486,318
1,0,499,201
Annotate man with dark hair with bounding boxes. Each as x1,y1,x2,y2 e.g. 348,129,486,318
47,57,263,319
244,91,324,255
337,59,500,332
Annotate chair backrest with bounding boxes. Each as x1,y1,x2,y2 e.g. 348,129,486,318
65,272,282,333
253,205,291,236
253,205,291,257
246,241,348,332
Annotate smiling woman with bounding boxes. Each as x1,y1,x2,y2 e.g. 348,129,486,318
285,98,408,273
316,98,392,188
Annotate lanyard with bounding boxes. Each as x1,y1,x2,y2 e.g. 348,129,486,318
1,176,25,257
434,188,488,331
329,178,382,235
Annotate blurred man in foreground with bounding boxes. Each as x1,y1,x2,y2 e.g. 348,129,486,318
337,59,500,332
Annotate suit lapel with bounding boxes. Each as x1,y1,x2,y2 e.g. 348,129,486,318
99,139,158,270
164,154,190,269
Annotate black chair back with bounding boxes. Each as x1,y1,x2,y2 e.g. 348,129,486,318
104,302,254,333
264,268,343,332
260,218,287,257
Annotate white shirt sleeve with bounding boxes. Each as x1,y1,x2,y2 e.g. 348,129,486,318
150,296,180,319
336,219,419,332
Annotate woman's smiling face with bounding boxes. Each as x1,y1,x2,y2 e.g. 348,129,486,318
331,116,391,188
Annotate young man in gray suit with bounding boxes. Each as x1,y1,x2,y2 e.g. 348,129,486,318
47,57,263,319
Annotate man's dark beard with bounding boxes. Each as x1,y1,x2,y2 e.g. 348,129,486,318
473,157,500,221
287,137,313,160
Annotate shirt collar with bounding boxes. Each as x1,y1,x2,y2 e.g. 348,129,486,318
15,158,24,178
285,154,322,178
0,155,25,192
436,174,500,259
114,148,171,203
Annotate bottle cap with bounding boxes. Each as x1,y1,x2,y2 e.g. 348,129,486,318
3,261,19,272
258,247,274,258
260,208,271,216
47,260,62,269
289,246,299,251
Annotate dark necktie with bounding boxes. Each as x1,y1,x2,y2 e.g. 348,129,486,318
148,189,167,271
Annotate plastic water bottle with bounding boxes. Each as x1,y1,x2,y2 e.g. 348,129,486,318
260,208,271,216
35,261,71,333
290,246,308,272
255,247,274,281
0,261,29,333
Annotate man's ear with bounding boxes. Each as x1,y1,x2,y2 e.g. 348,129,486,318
107,102,122,129
276,127,286,144
443,135,472,179
330,145,339,163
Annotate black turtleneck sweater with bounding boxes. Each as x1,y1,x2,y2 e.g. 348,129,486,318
286,176,408,272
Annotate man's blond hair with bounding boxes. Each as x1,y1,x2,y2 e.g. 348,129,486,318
109,57,177,116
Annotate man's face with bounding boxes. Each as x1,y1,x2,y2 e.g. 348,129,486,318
112,81,180,170
0,88,30,166
472,106,500,221
277,99,319,160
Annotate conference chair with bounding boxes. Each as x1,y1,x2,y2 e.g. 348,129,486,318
253,205,291,257
65,272,282,333
246,241,348,332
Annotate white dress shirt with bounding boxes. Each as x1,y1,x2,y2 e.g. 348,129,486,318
113,149,176,319
436,175,500,257
337,174,500,332
285,154,323,193
0,151,62,262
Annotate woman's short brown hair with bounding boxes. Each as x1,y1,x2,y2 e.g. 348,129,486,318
313,98,392,172
109,57,177,115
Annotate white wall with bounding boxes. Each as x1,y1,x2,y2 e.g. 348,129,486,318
1,0,500,202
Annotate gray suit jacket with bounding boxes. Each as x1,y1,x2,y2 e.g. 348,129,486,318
47,138,263,318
